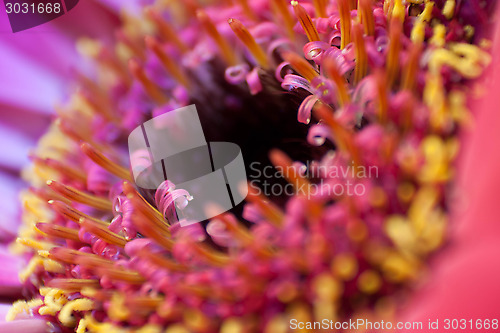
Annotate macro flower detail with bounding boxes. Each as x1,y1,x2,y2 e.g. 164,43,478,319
5,0,496,332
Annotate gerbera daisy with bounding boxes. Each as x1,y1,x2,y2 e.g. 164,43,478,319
3,0,498,332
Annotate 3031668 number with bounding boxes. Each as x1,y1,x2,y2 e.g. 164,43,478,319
444,319,499,330
5,2,61,14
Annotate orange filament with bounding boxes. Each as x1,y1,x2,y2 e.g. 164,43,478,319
358,0,375,36
282,51,319,82
55,118,103,150
337,0,352,49
48,247,109,265
47,180,112,211
79,217,128,247
197,10,237,66
269,149,310,191
191,243,231,267
80,143,132,183
312,103,361,165
375,70,389,124
116,30,145,61
145,36,190,88
78,91,118,123
236,0,257,20
216,213,254,245
76,256,145,284
129,59,169,105
48,200,109,227
228,18,269,69
313,0,328,17
386,17,402,87
126,295,164,310
291,1,321,42
47,279,100,292
349,0,358,10
271,0,295,39
31,156,86,182
130,210,174,251
401,42,422,92
246,185,284,227
136,248,188,272
146,9,189,54
30,187,71,206
36,223,80,242
323,57,350,106
122,182,169,232
352,23,367,84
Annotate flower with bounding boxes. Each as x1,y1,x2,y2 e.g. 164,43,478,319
3,0,498,332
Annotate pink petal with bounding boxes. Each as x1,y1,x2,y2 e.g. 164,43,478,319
400,14,500,327
0,319,48,332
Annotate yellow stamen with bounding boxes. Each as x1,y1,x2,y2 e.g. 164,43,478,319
79,217,128,247
16,238,54,251
410,1,434,44
358,0,375,36
129,59,169,104
145,36,190,87
430,24,446,48
197,10,238,65
228,18,269,69
357,270,382,293
352,23,367,84
392,0,405,21
146,8,190,53
81,142,132,182
282,51,319,82
59,298,95,327
47,180,112,211
291,1,321,42
337,0,351,49
331,253,358,280
442,0,455,19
